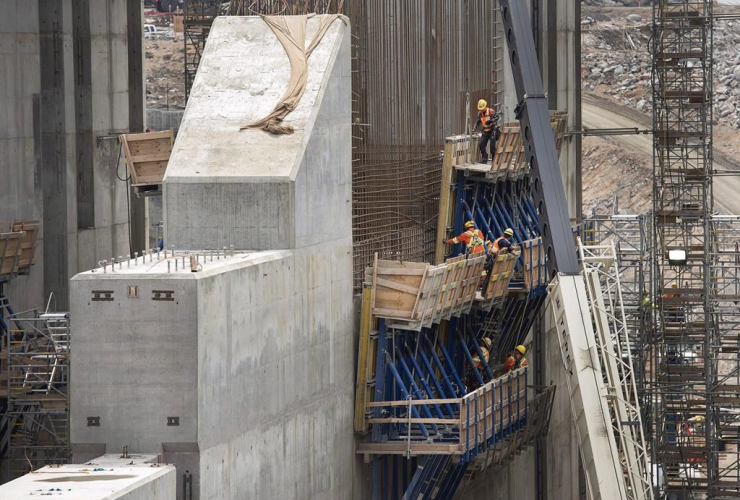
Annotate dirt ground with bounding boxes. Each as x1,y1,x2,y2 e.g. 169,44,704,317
146,36,186,109
144,8,186,110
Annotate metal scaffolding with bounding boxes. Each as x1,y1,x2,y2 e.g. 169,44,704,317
579,240,653,500
0,302,70,479
651,0,719,495
583,214,652,401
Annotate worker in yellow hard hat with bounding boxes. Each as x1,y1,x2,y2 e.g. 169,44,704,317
444,220,485,255
474,99,499,164
502,345,528,374
487,228,515,255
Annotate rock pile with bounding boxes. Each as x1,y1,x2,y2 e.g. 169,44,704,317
582,17,740,129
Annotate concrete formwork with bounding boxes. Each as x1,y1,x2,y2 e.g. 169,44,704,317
72,15,354,500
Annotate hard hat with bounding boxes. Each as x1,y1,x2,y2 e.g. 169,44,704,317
477,99,487,111
480,337,492,349
504,228,514,237
464,221,476,229
515,345,526,355
671,282,677,289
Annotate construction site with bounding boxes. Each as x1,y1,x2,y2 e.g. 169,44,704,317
1,0,740,499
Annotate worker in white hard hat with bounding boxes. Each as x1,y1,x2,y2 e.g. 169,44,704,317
444,220,485,255
472,337,492,370
487,228,515,255
474,99,499,164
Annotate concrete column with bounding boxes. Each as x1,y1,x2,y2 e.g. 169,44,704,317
38,0,74,310
127,0,147,255
543,0,582,224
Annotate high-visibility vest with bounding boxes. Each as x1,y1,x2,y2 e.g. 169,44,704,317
473,347,490,369
491,236,508,252
479,108,496,132
467,229,484,251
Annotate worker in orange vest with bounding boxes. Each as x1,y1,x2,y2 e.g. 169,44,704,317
444,221,485,255
472,337,492,370
487,228,515,255
475,99,499,164
502,345,528,374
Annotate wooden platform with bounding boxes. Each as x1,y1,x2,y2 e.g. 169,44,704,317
120,130,174,197
449,112,568,182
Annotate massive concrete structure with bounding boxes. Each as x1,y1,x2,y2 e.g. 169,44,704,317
70,15,354,500
0,0,145,311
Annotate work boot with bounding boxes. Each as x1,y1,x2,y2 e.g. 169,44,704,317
479,157,488,164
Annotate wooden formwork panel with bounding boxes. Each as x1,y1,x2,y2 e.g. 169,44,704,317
11,220,40,271
491,124,520,175
120,130,174,189
522,238,546,291
0,232,24,279
413,264,448,329
483,252,518,300
369,260,428,321
453,254,486,315
447,135,477,167
368,253,485,330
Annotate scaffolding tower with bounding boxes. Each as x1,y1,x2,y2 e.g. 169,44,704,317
651,0,718,496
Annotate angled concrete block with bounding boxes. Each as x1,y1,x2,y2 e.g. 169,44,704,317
164,15,351,251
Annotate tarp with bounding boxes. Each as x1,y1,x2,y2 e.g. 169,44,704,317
241,14,345,135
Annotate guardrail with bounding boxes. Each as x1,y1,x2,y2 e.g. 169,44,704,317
358,368,528,461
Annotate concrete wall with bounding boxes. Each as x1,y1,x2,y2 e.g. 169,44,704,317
0,0,142,311
71,247,355,500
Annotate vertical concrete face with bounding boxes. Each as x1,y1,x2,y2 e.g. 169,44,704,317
164,16,351,251
0,0,44,310
543,0,581,224
0,0,139,312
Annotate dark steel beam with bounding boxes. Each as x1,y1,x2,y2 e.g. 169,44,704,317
497,0,579,276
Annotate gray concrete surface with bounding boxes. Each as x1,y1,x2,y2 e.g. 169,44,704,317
71,246,355,500
147,108,185,133
0,0,144,311
164,15,351,251
0,454,175,500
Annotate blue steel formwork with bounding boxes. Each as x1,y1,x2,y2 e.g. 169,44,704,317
359,142,552,500
363,319,531,500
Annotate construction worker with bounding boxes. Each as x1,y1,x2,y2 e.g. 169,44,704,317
474,99,499,164
663,282,683,322
487,228,515,255
502,345,528,374
444,221,485,255
472,337,492,370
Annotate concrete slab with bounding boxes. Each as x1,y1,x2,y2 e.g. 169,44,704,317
0,454,175,500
